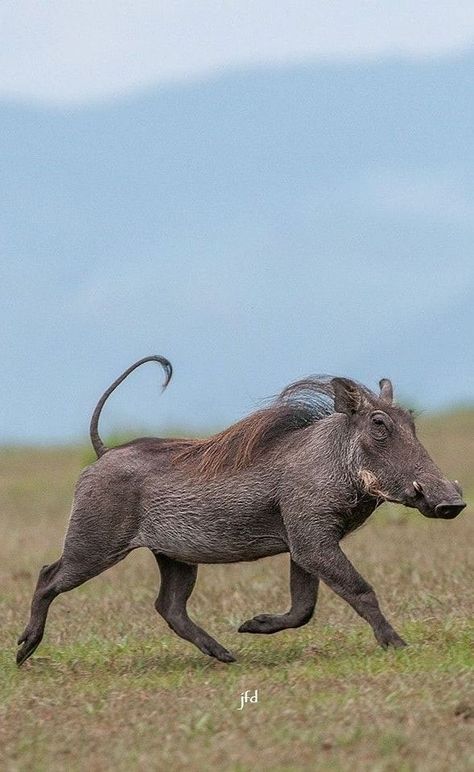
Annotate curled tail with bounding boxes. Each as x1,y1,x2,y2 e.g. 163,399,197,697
89,355,173,458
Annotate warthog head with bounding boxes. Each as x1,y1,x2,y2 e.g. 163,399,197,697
332,377,466,519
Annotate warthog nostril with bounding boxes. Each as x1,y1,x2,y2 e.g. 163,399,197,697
435,501,466,519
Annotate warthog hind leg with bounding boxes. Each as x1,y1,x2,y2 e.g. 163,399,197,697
153,553,235,663
17,546,129,666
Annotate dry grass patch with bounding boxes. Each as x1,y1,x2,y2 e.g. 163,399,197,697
0,420,473,771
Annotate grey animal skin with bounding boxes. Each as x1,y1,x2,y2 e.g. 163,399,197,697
17,356,466,666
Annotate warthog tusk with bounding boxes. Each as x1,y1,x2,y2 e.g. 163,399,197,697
413,480,423,494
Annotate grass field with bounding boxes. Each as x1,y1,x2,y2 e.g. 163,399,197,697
1,412,473,771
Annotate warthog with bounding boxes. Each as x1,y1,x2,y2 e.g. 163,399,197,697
17,356,466,665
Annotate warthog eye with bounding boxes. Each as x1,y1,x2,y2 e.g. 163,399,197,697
370,411,392,438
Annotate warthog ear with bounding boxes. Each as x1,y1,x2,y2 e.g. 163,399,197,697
379,378,394,404
331,377,363,416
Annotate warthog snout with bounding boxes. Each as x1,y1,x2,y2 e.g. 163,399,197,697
411,479,466,519
434,501,466,519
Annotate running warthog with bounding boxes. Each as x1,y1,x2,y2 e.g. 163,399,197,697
17,356,466,665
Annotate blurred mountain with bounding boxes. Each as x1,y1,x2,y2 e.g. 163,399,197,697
1,53,473,441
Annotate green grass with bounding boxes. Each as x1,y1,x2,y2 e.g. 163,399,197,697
1,412,473,770
1,620,473,771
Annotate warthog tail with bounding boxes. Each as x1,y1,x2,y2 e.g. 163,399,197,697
89,355,172,458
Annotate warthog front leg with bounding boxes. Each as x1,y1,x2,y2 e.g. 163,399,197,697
238,558,319,634
153,553,236,663
291,541,406,649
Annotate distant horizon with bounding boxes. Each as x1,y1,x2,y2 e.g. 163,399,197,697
3,398,474,449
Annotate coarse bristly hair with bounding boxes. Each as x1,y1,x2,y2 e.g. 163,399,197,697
173,376,375,479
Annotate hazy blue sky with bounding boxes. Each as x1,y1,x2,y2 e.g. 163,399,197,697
2,1,474,103
1,7,473,442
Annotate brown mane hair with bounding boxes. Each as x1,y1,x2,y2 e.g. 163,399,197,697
173,377,350,478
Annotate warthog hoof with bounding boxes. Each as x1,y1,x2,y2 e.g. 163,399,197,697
16,627,43,666
238,614,284,634
378,629,407,649
200,641,236,663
